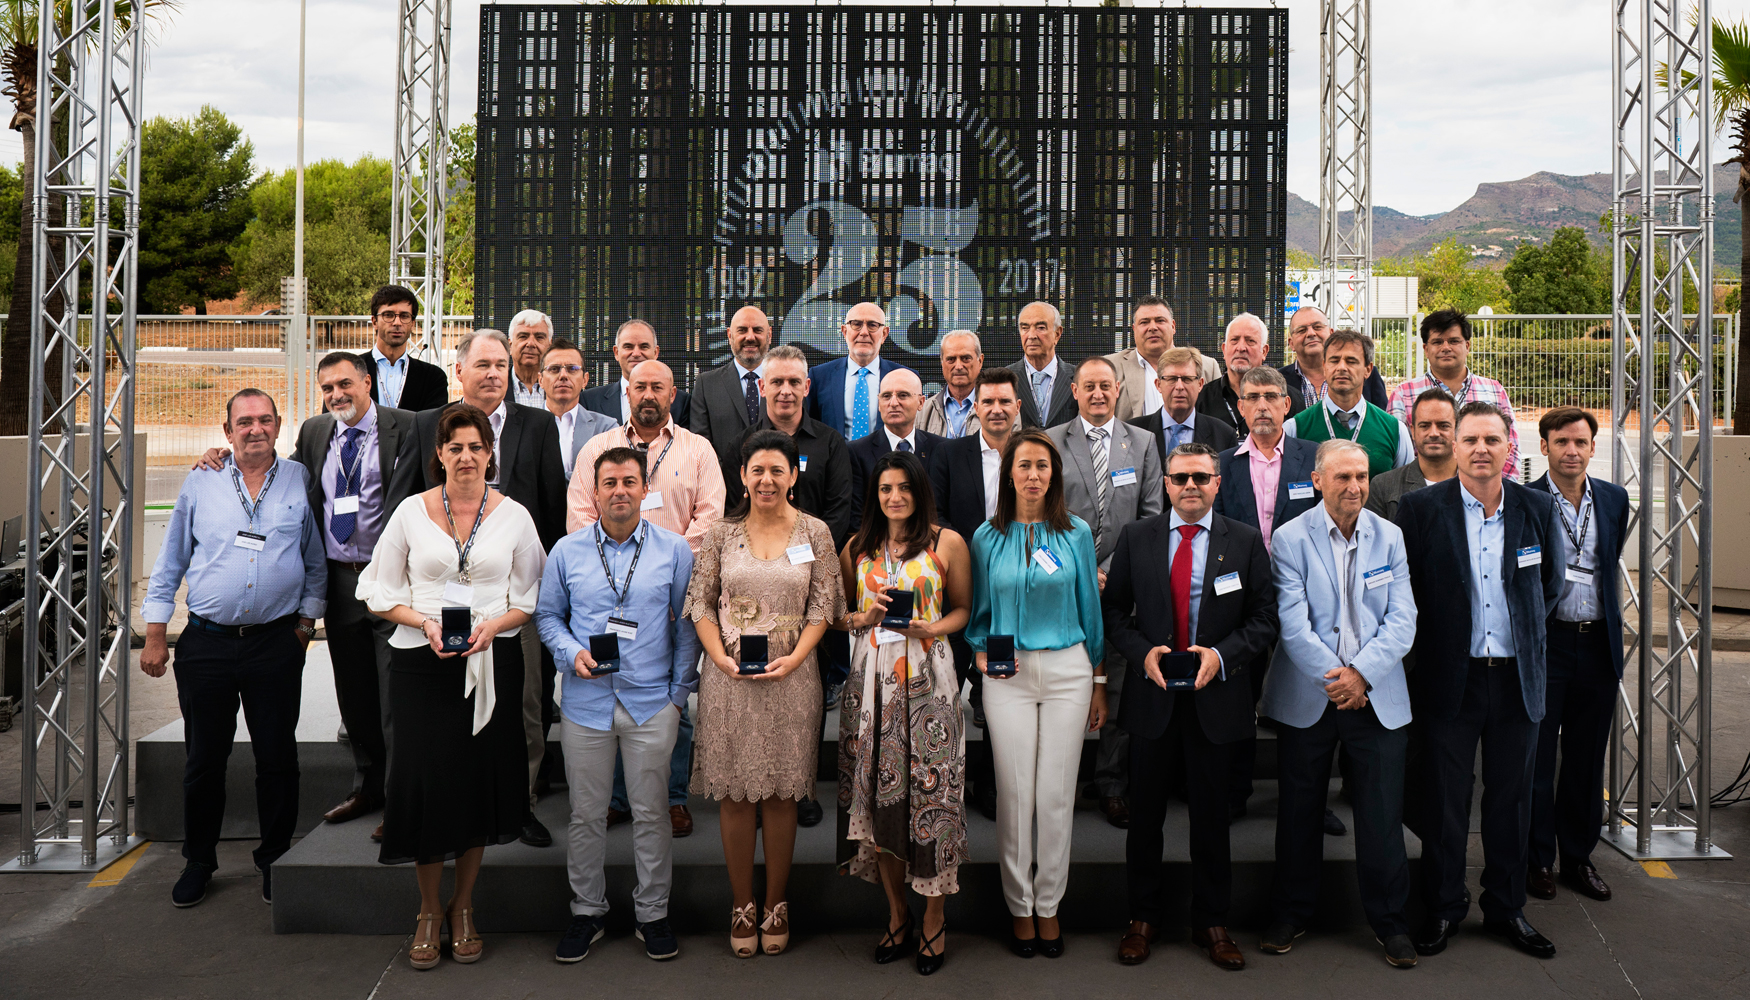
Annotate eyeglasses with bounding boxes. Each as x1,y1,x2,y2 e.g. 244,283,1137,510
375,310,414,322
844,320,886,331
1239,392,1286,403
1166,472,1215,486
542,364,583,375
1156,375,1201,386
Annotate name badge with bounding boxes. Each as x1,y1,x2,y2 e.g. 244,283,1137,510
641,491,664,511
799,455,809,472
786,543,816,565
606,616,639,641
233,530,266,551
443,580,475,605
874,628,906,645
332,494,360,516
1517,545,1542,568
1212,571,1242,595
1288,481,1315,500
1565,564,1594,585
1032,546,1061,574
1364,566,1394,590
1110,467,1137,488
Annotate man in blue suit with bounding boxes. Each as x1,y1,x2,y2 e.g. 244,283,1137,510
1396,401,1564,960
1258,439,1419,968
1526,407,1630,905
804,301,916,441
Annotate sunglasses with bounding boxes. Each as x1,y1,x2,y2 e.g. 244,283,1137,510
1166,472,1215,486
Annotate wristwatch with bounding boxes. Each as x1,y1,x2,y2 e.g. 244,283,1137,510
296,622,318,641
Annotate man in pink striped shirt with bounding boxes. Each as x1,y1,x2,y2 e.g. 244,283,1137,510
1385,309,1522,480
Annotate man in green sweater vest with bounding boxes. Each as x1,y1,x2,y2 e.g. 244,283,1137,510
1285,330,1413,479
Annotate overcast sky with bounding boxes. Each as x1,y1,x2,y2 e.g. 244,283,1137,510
122,0,1743,217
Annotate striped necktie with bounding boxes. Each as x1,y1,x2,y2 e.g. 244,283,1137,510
1088,425,1109,544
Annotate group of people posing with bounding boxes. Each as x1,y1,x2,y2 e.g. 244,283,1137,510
143,284,1625,978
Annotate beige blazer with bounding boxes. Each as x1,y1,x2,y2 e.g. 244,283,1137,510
917,390,982,439
1104,346,1223,423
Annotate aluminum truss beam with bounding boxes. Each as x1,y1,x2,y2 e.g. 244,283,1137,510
1606,0,1726,861
391,0,453,362
7,0,144,871
1319,0,1370,332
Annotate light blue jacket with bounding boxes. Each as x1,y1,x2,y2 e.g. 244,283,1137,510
1260,505,1417,731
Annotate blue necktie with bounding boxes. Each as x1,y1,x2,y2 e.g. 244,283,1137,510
851,367,872,440
743,371,760,427
1032,371,1051,422
897,439,912,453
331,427,363,543
1168,422,1187,453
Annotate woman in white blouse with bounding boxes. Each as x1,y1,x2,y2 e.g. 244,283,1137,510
360,404,546,969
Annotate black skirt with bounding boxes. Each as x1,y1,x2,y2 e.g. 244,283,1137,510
379,633,527,866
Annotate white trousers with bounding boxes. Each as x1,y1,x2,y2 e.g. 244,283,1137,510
562,702,682,923
982,643,1093,918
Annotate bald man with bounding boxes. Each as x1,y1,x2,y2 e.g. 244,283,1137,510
691,305,775,466
805,301,918,442
847,366,950,531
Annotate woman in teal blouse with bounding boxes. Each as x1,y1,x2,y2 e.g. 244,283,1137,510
967,428,1107,958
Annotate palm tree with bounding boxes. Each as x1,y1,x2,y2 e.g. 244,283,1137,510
1712,19,1750,434
0,1,176,435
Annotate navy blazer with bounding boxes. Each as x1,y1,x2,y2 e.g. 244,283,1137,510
930,432,991,545
579,381,691,429
847,427,948,530
1529,473,1631,678
1213,436,1321,533
1128,409,1239,467
1102,512,1279,744
804,356,916,441
1394,477,1564,723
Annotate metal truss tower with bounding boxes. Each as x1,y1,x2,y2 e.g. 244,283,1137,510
1607,0,1726,861
7,1,145,870
392,0,453,361
1319,0,1370,333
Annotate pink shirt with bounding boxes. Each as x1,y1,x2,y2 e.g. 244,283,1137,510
1237,433,1284,550
567,420,726,553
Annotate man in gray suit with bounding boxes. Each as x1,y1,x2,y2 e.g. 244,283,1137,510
689,305,773,466
540,338,620,480
917,329,983,439
294,353,421,836
1366,387,1457,522
1007,300,1079,428
1046,356,1163,829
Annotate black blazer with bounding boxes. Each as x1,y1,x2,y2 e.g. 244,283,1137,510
1529,473,1632,678
1213,435,1320,532
411,401,569,551
930,433,991,544
1195,376,1246,435
368,354,450,413
848,427,949,530
1007,357,1079,429
290,404,422,551
579,380,691,429
1128,410,1239,467
690,361,764,466
1102,512,1278,744
722,416,856,551
1279,362,1387,419
1394,477,1564,723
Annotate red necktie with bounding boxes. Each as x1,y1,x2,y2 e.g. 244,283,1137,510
1171,524,1199,651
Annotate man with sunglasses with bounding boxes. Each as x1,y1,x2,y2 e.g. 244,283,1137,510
541,339,621,480
366,285,449,412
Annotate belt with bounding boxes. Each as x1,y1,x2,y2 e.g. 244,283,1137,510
1469,656,1518,669
1550,619,1605,633
187,612,300,638
330,560,371,574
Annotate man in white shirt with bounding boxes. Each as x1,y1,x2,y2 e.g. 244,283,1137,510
540,339,620,479
508,308,554,408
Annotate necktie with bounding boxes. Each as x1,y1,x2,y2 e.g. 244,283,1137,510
896,439,912,453
1032,370,1051,422
851,367,872,440
1171,524,1199,651
1169,422,1187,453
742,371,760,427
1089,426,1109,544
331,427,363,543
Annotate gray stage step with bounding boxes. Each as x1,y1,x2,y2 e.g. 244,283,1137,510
270,779,1421,936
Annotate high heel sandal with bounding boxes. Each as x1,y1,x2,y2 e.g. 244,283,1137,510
760,901,790,955
730,902,760,958
409,913,442,970
449,907,484,964
875,910,915,964
916,921,948,976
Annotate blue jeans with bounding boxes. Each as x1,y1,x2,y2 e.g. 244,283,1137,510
610,701,692,810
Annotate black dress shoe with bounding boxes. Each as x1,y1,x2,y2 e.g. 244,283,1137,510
521,810,554,847
1527,865,1557,900
797,797,824,828
1483,916,1555,959
1378,934,1418,968
1413,918,1456,956
1561,862,1612,901
1037,935,1064,958
1008,931,1037,958
875,912,914,964
1323,808,1347,836
1101,797,1130,829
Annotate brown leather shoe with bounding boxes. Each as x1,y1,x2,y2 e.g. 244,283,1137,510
1561,862,1612,901
323,791,378,824
1101,797,1130,829
1192,926,1246,970
670,804,694,838
370,823,383,843
1118,920,1157,965
606,807,631,828
1527,865,1557,900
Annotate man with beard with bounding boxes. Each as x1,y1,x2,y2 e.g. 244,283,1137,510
1368,388,1458,521
691,306,774,465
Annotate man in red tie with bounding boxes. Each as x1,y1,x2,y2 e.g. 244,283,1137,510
1101,442,1279,969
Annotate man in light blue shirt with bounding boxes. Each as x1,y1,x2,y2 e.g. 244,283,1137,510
1461,482,1515,657
538,445,699,962
140,389,326,909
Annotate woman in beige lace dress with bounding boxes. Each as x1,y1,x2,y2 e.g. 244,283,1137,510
685,430,846,959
